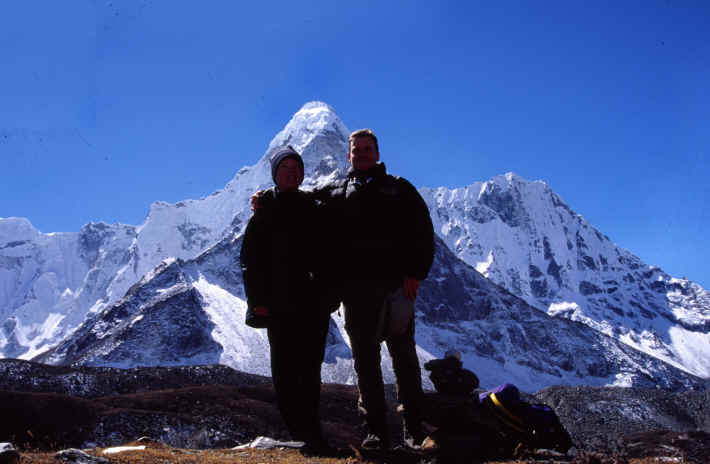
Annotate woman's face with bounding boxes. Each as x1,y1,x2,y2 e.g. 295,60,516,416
275,157,303,192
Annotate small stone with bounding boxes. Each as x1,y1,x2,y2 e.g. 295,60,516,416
0,443,20,464
55,448,109,463
135,436,159,444
421,436,439,451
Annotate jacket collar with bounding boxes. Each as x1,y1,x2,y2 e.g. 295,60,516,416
347,162,387,181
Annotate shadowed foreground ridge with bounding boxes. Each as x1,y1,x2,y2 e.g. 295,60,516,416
1,360,709,463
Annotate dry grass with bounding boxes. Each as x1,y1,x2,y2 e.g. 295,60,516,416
21,448,355,464
16,441,695,464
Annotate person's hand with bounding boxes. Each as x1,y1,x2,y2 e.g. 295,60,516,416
250,190,265,211
253,306,269,317
403,277,420,301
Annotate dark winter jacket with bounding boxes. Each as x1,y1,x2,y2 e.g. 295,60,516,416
240,188,334,319
313,162,435,293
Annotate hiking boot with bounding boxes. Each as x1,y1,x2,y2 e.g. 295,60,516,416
300,440,339,457
403,425,427,450
361,433,390,450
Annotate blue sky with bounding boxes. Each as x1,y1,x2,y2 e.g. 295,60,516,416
1,1,709,288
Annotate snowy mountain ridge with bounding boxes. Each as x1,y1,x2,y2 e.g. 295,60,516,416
420,173,710,377
34,225,707,392
2,101,709,390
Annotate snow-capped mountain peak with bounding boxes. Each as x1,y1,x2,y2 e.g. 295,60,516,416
0,217,41,244
226,101,351,194
421,172,710,379
0,102,352,359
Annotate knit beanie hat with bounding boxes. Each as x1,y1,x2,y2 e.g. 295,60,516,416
270,145,304,184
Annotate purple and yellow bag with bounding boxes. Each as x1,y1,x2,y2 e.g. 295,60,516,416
479,383,573,452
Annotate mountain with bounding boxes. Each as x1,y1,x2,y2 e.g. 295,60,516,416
0,102,350,359
3,101,709,391
35,225,706,392
420,176,710,378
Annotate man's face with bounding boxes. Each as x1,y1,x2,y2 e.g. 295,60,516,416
274,157,303,192
348,135,379,171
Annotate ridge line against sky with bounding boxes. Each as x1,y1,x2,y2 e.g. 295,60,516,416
1,1,708,289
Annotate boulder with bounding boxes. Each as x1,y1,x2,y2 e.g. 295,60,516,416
0,443,20,464
55,448,109,463
233,436,305,449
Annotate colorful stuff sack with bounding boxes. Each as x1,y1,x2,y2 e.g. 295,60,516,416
479,383,573,453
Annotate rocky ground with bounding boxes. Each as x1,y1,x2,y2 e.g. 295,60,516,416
5,437,710,464
1,359,709,463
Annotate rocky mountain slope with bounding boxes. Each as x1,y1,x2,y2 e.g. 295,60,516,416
2,101,709,391
0,102,350,360
421,175,710,378
35,229,706,392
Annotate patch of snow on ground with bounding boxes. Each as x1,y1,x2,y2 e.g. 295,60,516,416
103,445,146,454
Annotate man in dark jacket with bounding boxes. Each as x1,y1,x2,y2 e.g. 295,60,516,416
240,146,332,454
315,129,435,449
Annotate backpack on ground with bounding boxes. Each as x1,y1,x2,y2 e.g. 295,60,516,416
423,353,479,395
479,383,573,453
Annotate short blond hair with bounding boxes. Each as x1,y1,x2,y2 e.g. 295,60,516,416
349,128,379,154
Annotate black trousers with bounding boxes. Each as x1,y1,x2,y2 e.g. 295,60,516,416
343,288,424,437
267,313,330,444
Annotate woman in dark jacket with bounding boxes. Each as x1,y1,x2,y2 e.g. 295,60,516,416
240,146,334,454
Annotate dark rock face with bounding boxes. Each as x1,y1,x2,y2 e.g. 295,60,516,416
1,318,26,358
417,237,494,322
177,222,211,251
478,181,528,228
418,242,705,391
534,386,710,454
531,278,549,298
579,281,603,295
0,359,270,398
37,287,221,367
79,222,113,265
192,234,245,297
547,258,563,286
529,264,544,279
468,205,498,224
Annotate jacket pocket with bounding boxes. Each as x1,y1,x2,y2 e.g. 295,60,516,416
245,305,269,329
387,287,414,336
